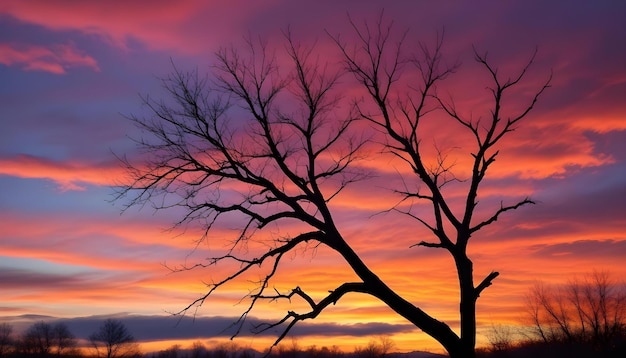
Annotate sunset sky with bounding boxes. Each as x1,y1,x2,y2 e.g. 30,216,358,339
1,0,625,355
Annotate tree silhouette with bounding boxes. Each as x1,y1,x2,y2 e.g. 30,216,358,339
21,321,53,356
525,271,626,352
354,336,395,358
13,322,76,357
89,319,139,358
119,15,550,358
51,323,77,356
328,15,551,357
0,323,13,357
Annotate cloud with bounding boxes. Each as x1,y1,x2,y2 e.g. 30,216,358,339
0,0,274,55
0,154,124,191
0,268,88,288
528,239,626,259
4,314,415,342
0,42,99,74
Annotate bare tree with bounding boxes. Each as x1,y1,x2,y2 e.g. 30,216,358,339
17,321,77,357
525,271,626,352
376,335,395,358
118,15,550,358
486,324,515,353
329,14,551,357
21,321,53,356
51,323,77,356
212,342,241,358
89,319,140,358
190,341,208,358
0,323,13,357
354,336,395,358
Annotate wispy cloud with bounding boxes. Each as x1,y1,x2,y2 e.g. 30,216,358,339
528,239,626,259
1,0,271,54
0,154,122,190
0,42,99,74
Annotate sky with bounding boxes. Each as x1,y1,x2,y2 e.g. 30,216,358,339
1,0,625,355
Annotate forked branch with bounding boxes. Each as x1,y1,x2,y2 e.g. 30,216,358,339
254,282,371,347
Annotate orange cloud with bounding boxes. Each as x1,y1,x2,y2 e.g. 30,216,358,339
0,42,99,74
0,154,124,190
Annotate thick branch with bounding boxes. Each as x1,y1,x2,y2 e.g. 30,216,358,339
474,271,499,300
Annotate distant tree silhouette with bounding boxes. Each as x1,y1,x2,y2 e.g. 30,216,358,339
118,13,550,358
485,324,515,353
353,336,395,358
13,321,79,357
20,321,53,356
51,323,77,356
189,341,208,358
154,344,182,358
89,319,140,358
275,339,300,358
0,323,13,357
305,345,342,358
525,271,626,352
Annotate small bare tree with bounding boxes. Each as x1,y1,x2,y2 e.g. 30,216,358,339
190,341,208,358
52,323,77,356
486,324,515,353
354,336,395,358
377,335,395,357
526,271,626,352
89,319,140,358
119,15,550,358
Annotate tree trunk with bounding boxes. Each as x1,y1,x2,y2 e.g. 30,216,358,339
455,252,477,358
330,235,463,355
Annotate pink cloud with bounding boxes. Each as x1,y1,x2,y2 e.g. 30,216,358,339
0,0,277,55
0,42,99,74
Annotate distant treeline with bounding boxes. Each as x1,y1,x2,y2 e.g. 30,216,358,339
0,318,139,358
144,337,437,358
